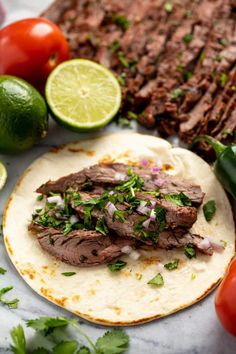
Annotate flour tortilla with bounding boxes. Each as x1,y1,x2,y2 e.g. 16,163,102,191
3,133,235,325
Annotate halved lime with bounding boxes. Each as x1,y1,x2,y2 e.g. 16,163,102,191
45,59,122,131
0,161,7,190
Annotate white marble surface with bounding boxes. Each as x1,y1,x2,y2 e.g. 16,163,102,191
0,1,236,353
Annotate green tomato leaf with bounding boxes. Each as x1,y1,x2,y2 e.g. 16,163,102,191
96,329,129,354
10,325,26,354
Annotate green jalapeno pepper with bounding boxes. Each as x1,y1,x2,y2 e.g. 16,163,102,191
192,135,236,199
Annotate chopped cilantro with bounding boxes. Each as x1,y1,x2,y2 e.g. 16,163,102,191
155,206,166,233
176,63,185,72
220,240,227,248
203,200,216,222
183,71,193,82
113,15,130,31
182,33,193,44
164,192,192,206
108,260,127,272
220,73,228,87
117,116,132,128
113,210,126,223
0,286,19,309
116,174,144,194
148,273,164,287
164,1,173,13
72,192,81,206
117,72,126,86
184,244,196,259
95,218,108,235
109,39,121,53
36,194,44,201
84,206,93,228
0,267,7,275
164,259,179,270
218,38,228,47
63,222,73,235
127,111,138,120
117,51,129,68
61,272,76,277
170,88,184,100
191,273,196,280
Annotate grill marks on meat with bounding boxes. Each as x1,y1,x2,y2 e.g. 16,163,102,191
37,163,204,205
29,223,135,266
42,0,236,156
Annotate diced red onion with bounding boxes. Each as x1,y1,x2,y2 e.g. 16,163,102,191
154,178,165,187
207,237,225,253
151,166,161,174
140,159,149,167
114,172,127,181
70,215,79,225
121,245,133,254
106,201,117,216
47,195,64,209
150,209,156,221
198,238,212,251
143,218,151,229
129,250,141,261
137,201,150,215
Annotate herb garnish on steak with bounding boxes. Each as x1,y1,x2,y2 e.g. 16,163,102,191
29,163,215,267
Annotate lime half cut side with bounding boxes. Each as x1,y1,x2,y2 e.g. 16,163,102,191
0,161,7,191
45,59,122,131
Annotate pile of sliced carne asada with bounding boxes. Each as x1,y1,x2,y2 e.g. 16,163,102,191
42,0,236,157
29,163,217,267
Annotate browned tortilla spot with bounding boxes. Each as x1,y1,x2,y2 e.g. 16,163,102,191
68,148,95,156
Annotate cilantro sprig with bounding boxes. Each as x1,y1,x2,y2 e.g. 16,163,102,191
10,316,130,354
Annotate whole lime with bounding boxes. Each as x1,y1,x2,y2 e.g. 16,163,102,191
0,75,48,153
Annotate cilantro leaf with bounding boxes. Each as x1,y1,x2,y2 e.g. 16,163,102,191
112,15,130,31
155,206,166,233
26,317,70,336
96,218,109,235
170,88,184,100
147,273,164,287
184,244,196,259
164,192,191,206
164,259,179,270
10,325,26,354
78,347,91,354
113,210,126,223
52,341,78,354
117,117,131,128
31,349,50,354
203,200,216,222
36,194,44,201
0,286,19,309
63,222,73,235
96,329,129,354
182,33,193,43
61,272,76,277
0,266,6,275
108,260,127,272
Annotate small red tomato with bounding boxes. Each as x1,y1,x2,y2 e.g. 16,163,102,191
0,18,69,90
215,257,236,336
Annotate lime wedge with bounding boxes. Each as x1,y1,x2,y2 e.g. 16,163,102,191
0,161,7,191
45,59,122,131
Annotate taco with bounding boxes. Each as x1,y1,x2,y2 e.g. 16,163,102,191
3,133,235,325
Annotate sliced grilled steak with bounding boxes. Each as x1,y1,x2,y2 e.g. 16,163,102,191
42,0,236,157
158,230,213,255
29,223,135,266
37,163,204,205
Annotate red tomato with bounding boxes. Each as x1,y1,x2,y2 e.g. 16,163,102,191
0,18,69,90
215,257,236,336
